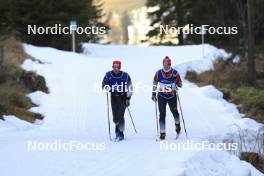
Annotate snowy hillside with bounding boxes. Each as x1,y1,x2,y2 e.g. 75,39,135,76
0,44,263,176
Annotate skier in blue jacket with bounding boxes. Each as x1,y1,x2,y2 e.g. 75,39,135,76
152,56,182,140
102,60,132,141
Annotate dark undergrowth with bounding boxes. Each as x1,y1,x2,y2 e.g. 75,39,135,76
0,35,48,123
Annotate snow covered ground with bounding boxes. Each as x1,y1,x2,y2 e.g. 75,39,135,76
0,43,263,176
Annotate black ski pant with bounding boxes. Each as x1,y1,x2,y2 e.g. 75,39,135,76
111,93,126,132
158,94,180,133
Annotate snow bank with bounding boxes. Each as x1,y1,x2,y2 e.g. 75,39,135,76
27,91,47,106
0,116,33,133
199,85,224,100
185,150,263,176
174,44,231,76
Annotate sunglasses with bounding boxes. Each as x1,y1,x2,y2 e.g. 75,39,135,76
112,66,120,72
163,61,171,66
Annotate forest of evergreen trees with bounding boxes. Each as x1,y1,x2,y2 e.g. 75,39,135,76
146,0,264,48
0,0,107,51
145,0,264,85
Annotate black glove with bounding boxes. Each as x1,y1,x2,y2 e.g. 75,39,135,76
102,85,109,92
176,81,182,88
152,92,157,102
125,97,130,107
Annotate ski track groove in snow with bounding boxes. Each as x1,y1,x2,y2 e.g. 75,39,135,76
0,44,263,176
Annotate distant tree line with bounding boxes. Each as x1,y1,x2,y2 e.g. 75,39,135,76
145,0,263,47
0,0,107,51
146,0,264,85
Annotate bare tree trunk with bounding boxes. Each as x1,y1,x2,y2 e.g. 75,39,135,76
0,46,3,66
176,0,184,45
247,0,256,85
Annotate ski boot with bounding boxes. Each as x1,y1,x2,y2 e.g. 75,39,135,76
175,123,181,139
160,132,166,140
115,125,124,142
115,125,120,140
118,131,124,141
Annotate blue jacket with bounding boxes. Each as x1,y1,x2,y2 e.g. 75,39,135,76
102,71,132,95
155,69,179,99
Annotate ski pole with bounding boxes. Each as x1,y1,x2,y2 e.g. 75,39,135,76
127,107,137,133
176,91,188,138
106,92,112,141
154,100,159,140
